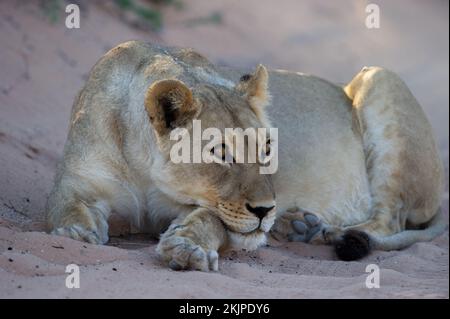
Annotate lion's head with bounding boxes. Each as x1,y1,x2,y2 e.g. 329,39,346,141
144,65,277,250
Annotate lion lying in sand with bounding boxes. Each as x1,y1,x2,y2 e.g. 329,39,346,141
47,41,445,271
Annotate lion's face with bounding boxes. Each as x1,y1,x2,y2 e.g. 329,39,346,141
145,65,276,249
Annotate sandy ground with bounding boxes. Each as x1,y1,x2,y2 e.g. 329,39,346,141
0,1,448,298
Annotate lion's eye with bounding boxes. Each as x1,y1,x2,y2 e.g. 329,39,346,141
259,139,273,165
220,143,227,161
210,143,235,165
265,139,271,156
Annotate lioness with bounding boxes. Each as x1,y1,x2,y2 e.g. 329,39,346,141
47,41,446,270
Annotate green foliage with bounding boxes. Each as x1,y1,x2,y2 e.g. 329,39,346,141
115,0,134,10
114,0,169,31
185,11,223,28
39,0,185,31
41,0,64,24
155,0,185,9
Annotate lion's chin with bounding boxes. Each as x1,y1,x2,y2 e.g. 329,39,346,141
227,229,267,251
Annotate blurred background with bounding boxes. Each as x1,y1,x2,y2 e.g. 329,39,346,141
0,0,448,227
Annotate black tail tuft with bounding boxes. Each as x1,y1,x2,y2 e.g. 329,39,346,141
334,230,372,261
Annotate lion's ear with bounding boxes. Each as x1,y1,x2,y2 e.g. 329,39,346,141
145,79,200,136
236,64,271,118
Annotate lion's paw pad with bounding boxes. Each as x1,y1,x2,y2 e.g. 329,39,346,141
288,212,323,243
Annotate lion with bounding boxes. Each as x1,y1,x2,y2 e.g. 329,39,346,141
46,41,446,271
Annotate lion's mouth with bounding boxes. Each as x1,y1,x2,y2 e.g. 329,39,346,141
235,228,264,236
222,223,265,236
201,204,268,235
226,225,268,251
219,211,270,235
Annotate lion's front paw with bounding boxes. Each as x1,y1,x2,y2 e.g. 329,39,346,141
51,223,108,245
157,225,219,272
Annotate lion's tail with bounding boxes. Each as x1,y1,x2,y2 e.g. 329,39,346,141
334,208,447,261
371,207,447,251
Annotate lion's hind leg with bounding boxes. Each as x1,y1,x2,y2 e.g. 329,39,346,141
324,66,445,260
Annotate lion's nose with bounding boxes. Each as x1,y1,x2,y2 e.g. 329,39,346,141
245,203,275,219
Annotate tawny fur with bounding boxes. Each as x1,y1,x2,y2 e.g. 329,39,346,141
47,41,445,270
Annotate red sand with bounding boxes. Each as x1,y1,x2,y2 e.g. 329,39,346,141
0,1,448,298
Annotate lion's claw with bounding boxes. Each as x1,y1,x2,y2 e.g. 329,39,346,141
157,228,219,271
51,224,108,244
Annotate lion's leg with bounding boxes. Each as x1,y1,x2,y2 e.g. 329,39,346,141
322,67,444,260
338,67,409,238
47,177,111,244
157,208,228,271
284,67,444,259
48,200,110,244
